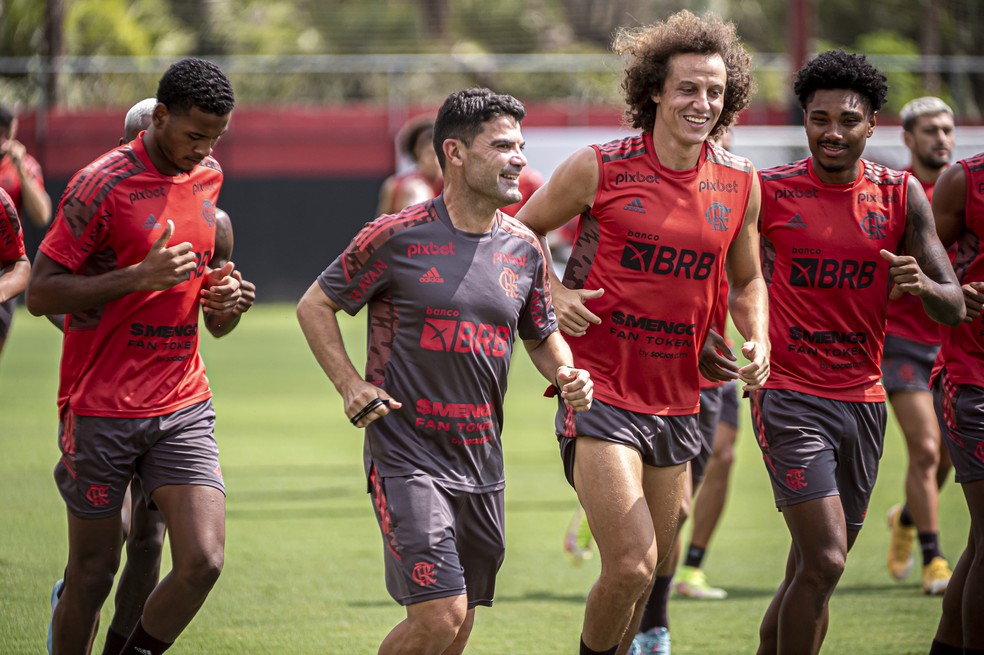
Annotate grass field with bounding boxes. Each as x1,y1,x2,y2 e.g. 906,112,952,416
0,303,969,654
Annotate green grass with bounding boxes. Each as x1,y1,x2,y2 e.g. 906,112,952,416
0,303,969,654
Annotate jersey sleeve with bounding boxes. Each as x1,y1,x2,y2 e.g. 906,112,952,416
38,171,113,272
317,220,393,315
517,240,557,341
0,189,25,261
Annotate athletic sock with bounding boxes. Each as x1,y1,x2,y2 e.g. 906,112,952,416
120,620,172,655
579,637,617,655
639,575,673,633
101,628,129,655
918,531,943,566
684,544,706,569
929,638,963,655
899,504,915,527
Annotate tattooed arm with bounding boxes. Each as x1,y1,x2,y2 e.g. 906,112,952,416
880,175,964,327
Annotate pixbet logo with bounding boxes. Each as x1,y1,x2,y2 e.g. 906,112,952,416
128,185,167,205
774,188,819,201
408,241,455,258
698,179,739,193
613,171,660,186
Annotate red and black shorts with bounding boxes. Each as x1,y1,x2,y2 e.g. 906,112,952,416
933,371,984,484
882,334,939,395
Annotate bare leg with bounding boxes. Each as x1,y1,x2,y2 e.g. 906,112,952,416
137,484,224,641
378,595,469,655
960,480,984,649
690,422,738,550
891,391,943,535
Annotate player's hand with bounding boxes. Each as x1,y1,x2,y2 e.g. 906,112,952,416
737,341,770,392
881,249,930,298
3,139,26,168
201,261,242,314
134,219,197,290
553,285,604,337
556,365,593,412
698,329,739,383
962,281,984,322
232,271,256,314
344,381,401,429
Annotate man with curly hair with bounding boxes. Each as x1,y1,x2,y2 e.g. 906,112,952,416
518,10,769,655
28,58,241,655
738,50,964,654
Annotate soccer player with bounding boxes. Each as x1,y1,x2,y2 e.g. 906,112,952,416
297,87,593,655
883,96,956,594
927,150,984,655
0,103,52,228
376,115,443,215
518,11,769,655
744,51,964,655
0,186,28,361
27,58,242,655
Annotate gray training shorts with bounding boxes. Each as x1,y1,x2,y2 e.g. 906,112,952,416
882,334,940,394
54,400,224,519
556,396,701,489
934,372,984,484
692,381,740,486
368,466,505,609
750,389,886,531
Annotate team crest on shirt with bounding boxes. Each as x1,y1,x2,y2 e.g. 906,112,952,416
705,202,731,231
859,211,888,240
498,268,520,298
201,199,217,228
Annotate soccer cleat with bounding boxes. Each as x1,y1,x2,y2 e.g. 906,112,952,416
47,579,63,655
887,504,916,580
674,565,728,599
633,627,671,654
921,556,952,596
563,508,594,565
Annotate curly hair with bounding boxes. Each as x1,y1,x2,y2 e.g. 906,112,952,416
613,10,752,139
399,116,435,162
433,88,525,169
793,50,888,115
156,58,235,117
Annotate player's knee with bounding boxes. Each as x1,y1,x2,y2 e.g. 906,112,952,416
410,599,467,645
800,548,846,591
176,547,224,591
909,439,941,471
713,443,736,469
71,563,118,605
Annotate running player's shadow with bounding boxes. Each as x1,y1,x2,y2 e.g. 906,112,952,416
673,585,777,601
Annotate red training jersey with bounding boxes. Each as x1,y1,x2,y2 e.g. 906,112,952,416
699,278,731,391
563,135,753,415
382,169,443,215
0,188,25,261
938,153,984,388
0,152,44,216
759,158,908,402
39,135,222,418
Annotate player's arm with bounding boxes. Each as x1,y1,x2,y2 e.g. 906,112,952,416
0,255,29,304
204,208,255,338
931,164,983,322
296,282,401,428
724,171,770,391
880,176,964,327
523,330,592,412
6,143,51,227
518,147,602,337
26,219,197,316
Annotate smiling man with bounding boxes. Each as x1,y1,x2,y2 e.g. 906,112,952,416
517,10,768,655
747,50,965,655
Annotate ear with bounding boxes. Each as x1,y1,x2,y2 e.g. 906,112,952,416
151,103,169,129
442,138,464,167
867,111,877,138
902,129,913,150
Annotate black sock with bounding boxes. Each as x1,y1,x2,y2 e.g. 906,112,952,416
684,544,706,569
579,637,618,655
918,531,943,566
639,575,673,633
964,648,984,655
101,628,129,655
929,638,963,655
899,504,914,527
121,621,172,655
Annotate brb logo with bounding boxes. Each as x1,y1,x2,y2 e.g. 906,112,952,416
85,484,111,507
705,202,731,232
790,257,877,289
421,313,511,357
620,240,716,280
412,561,437,586
859,211,889,240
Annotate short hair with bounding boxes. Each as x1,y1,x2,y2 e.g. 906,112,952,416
433,88,526,169
123,98,157,142
399,116,435,162
613,10,753,139
900,96,953,131
794,50,888,115
156,58,235,117
0,104,13,129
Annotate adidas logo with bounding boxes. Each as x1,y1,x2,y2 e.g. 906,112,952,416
143,215,160,230
624,198,646,214
786,214,807,228
419,267,444,283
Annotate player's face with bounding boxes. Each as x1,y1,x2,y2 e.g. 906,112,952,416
804,88,875,184
153,105,230,175
461,115,527,207
651,53,727,148
905,112,954,172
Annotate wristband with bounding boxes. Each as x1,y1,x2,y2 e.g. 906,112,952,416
350,398,390,425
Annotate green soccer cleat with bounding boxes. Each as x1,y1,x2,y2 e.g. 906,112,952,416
563,508,594,565
674,565,727,599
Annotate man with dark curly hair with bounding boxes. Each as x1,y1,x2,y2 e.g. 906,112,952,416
730,50,964,654
518,10,769,655
28,58,241,655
